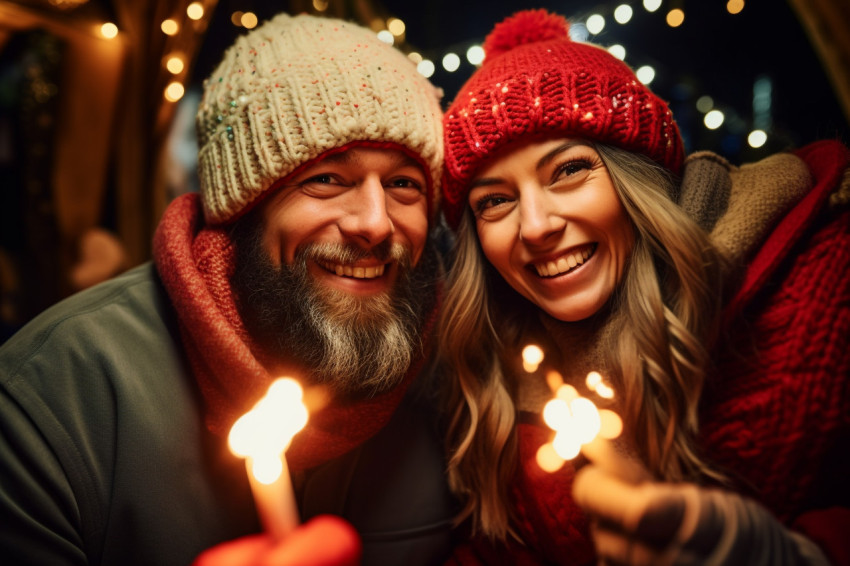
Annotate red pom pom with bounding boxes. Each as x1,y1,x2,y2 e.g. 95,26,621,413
483,9,571,61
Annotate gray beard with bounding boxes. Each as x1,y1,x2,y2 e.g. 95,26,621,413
230,221,439,399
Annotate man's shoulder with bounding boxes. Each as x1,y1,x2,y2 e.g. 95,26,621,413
0,262,179,385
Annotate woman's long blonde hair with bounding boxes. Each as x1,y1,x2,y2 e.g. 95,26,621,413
439,142,729,540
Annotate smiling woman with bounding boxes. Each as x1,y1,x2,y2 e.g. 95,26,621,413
468,139,635,323
436,8,850,565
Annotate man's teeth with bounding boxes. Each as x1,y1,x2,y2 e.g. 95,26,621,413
534,247,592,277
329,263,386,279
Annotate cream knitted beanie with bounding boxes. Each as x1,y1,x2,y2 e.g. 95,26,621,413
196,13,444,225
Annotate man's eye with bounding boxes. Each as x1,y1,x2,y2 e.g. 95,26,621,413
302,174,337,185
388,178,423,191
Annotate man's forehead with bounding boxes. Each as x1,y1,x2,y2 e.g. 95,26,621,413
319,146,424,171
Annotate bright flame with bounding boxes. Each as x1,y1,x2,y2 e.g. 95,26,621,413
251,455,283,484
552,430,582,460
522,344,544,373
570,397,601,444
546,370,565,393
536,442,565,472
228,378,309,482
599,409,623,439
555,383,579,403
543,398,571,430
538,370,622,469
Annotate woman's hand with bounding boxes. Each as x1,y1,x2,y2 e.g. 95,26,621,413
573,465,829,565
192,515,361,566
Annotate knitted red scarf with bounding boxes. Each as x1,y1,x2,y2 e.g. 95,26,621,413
152,193,437,471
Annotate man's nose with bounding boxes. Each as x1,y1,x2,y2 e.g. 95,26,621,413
338,176,394,247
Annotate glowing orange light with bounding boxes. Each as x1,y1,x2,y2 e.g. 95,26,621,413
229,378,308,538
666,9,685,27
161,19,179,35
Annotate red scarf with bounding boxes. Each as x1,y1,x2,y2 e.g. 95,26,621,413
152,193,438,471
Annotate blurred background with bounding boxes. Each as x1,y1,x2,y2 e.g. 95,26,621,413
0,0,848,341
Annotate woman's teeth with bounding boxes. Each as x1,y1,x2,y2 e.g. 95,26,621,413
534,246,593,277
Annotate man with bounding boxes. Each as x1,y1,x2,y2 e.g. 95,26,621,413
0,13,456,566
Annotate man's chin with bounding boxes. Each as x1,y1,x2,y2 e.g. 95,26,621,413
314,284,395,327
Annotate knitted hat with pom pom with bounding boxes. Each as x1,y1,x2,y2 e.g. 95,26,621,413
196,12,444,225
441,9,684,228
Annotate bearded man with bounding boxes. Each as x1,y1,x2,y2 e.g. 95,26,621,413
0,13,456,566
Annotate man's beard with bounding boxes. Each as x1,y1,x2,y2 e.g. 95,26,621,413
230,219,439,399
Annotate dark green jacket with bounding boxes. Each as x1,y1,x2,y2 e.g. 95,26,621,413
0,263,456,566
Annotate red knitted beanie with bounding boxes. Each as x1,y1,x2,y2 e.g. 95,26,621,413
442,9,684,228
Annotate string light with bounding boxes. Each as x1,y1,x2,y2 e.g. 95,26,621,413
614,5,634,24
312,0,328,11
376,30,394,45
166,55,185,74
161,19,179,35
636,65,655,85
643,0,662,12
100,22,118,39
586,14,605,34
466,45,485,65
241,12,258,29
164,81,185,102
417,59,435,78
387,17,406,36
442,53,461,73
696,95,714,113
727,0,745,15
186,2,204,21
704,109,725,130
666,8,685,27
607,44,626,60
748,130,767,148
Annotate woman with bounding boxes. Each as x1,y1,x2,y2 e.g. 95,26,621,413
439,9,850,565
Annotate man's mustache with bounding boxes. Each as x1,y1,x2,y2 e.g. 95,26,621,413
295,241,410,267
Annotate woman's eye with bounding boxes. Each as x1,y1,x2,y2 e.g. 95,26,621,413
473,194,513,218
554,159,592,180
